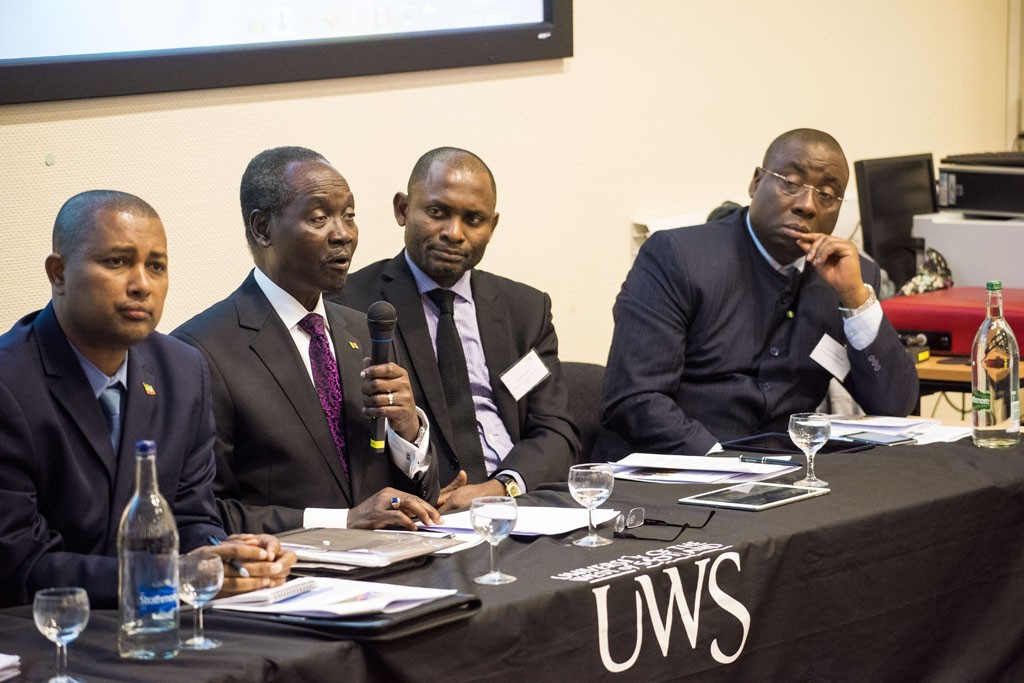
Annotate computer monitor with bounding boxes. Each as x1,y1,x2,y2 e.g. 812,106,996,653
854,153,937,289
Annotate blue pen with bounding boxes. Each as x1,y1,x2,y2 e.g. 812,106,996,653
207,536,250,578
739,455,802,467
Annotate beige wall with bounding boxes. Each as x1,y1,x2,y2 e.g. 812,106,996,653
0,0,1011,365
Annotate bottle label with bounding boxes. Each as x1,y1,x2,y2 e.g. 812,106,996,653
138,584,176,617
972,390,991,411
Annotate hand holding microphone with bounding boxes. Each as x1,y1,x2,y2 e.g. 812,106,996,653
362,302,420,450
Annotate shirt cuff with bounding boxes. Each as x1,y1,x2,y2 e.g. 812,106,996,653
707,442,724,455
493,469,527,493
302,507,349,528
843,300,884,350
386,406,431,478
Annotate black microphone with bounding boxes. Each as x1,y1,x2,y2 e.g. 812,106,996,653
367,301,397,453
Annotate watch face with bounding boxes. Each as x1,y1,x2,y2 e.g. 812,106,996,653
503,478,522,497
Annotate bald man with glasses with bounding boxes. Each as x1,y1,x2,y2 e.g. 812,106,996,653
596,128,917,461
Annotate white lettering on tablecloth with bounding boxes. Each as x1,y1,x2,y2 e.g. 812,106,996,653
591,552,750,672
551,540,729,583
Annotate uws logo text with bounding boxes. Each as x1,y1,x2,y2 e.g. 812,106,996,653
591,552,749,673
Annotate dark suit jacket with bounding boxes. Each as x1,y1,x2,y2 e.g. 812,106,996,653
337,254,579,488
173,272,438,534
0,304,223,608
596,208,919,461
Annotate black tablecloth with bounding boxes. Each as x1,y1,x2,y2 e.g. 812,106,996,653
4,438,1024,682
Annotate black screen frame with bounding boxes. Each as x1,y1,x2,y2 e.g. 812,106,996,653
0,0,572,105
853,153,938,289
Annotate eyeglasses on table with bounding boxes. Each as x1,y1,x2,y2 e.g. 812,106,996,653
613,507,715,542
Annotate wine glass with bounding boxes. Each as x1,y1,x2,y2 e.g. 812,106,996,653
178,551,224,650
789,412,831,488
470,496,518,585
33,587,89,683
568,464,615,547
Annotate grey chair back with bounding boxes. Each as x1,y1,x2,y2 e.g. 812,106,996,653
561,361,605,463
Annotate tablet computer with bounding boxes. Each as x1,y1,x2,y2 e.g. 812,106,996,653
842,431,916,446
722,432,873,455
678,482,830,511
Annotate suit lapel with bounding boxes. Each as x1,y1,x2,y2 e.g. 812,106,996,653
472,272,522,441
34,305,119,482
325,306,362,505
236,275,354,506
382,257,458,450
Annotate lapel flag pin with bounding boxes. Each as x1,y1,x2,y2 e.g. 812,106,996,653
349,341,359,350
143,382,156,396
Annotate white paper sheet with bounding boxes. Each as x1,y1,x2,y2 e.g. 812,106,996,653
0,654,19,683
829,415,968,443
610,453,798,484
426,506,621,536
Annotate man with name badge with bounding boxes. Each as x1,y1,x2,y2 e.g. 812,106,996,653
338,147,579,511
597,128,918,460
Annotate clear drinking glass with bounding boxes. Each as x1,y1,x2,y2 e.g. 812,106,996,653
470,496,518,585
789,412,831,488
33,587,90,683
178,552,224,650
568,464,615,547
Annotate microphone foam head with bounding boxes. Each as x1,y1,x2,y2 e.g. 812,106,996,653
367,300,397,339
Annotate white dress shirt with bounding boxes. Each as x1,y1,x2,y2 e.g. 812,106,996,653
404,252,526,492
252,267,430,528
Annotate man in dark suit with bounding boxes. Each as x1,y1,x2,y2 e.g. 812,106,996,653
0,190,293,608
597,129,918,460
174,147,441,534
338,147,578,511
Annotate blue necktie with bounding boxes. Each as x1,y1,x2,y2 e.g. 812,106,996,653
98,383,123,451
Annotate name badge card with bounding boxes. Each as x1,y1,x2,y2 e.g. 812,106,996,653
500,348,551,401
810,333,851,381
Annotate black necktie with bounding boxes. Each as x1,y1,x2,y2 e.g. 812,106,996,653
427,289,487,484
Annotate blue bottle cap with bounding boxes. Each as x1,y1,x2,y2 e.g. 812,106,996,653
135,440,157,455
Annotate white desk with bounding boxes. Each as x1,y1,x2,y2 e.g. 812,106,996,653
912,211,1024,287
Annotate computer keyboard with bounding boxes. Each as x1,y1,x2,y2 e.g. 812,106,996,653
940,150,1024,167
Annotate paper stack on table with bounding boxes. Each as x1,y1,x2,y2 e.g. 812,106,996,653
610,453,799,484
211,577,456,618
829,415,972,444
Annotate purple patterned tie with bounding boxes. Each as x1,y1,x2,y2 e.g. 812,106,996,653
298,313,349,479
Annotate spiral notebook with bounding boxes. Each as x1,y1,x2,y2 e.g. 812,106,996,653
213,577,317,606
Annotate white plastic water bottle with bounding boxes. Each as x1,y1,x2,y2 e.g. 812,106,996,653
117,440,180,659
971,281,1020,448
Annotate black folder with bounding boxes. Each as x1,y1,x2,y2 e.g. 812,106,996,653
219,591,481,641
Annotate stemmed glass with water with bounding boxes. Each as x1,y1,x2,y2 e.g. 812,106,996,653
33,587,89,683
470,496,518,585
789,412,831,488
569,464,615,547
178,551,224,650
